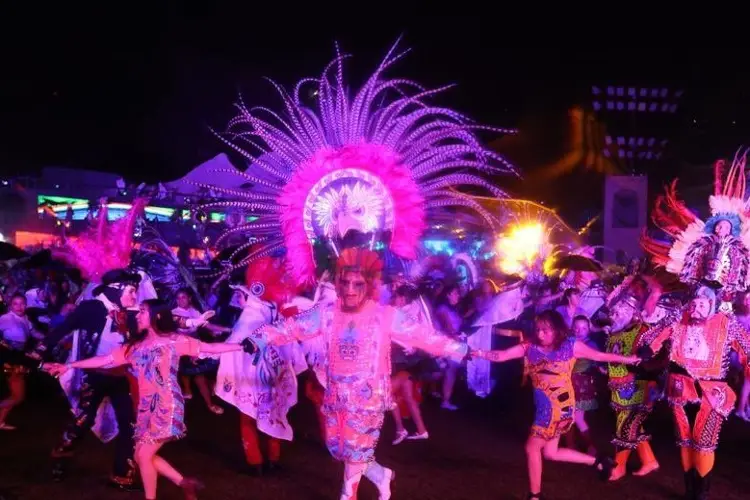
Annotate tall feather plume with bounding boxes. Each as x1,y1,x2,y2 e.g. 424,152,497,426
199,40,517,284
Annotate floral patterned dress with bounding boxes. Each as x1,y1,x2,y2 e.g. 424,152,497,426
126,336,200,444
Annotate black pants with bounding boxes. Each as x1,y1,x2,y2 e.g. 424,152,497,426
54,372,135,480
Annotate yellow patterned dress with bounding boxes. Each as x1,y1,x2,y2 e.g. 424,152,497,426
525,337,577,441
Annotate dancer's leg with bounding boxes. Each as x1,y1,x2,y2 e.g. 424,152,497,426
267,436,281,464
134,442,161,499
403,378,428,435
108,377,137,484
341,461,367,499
633,442,659,476
541,435,596,465
525,436,546,496
239,414,263,466
51,372,107,481
390,376,406,437
364,460,395,500
195,375,222,413
153,454,183,485
180,375,193,398
441,360,459,409
0,371,25,426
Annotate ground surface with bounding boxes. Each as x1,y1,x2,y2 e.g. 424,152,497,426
1,374,749,500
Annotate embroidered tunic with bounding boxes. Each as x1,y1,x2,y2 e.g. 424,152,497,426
260,300,467,413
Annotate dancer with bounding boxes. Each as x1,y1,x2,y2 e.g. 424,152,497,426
642,287,750,499
565,315,601,454
194,40,515,499
604,277,662,481
173,288,228,414
215,256,308,475
0,293,43,430
44,299,257,500
38,269,142,487
473,309,641,500
252,248,468,499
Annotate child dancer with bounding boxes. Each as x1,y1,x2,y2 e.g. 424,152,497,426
473,309,641,500
45,299,256,500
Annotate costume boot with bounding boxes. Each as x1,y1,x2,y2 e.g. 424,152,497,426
340,462,366,500
695,472,711,500
610,449,630,481
364,461,395,500
633,441,660,476
683,469,697,500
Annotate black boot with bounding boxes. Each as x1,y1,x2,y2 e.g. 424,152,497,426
695,472,711,500
684,469,696,500
51,459,67,483
527,493,544,499
594,453,615,481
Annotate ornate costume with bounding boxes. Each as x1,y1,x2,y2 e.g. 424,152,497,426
643,287,750,499
257,252,467,498
196,40,512,500
641,149,750,499
38,199,146,488
215,257,308,472
603,279,662,481
642,150,750,309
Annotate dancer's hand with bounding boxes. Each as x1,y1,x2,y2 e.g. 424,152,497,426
241,338,258,355
196,310,216,326
625,355,641,365
44,363,69,377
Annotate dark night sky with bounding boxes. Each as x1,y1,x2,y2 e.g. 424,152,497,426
3,5,750,196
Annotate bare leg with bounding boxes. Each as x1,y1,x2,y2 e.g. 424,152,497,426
542,436,596,465
525,436,546,495
0,373,25,427
180,375,193,397
574,409,589,432
153,455,184,485
441,361,459,409
135,442,162,499
195,375,223,414
403,378,428,434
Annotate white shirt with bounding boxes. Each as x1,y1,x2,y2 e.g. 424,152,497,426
0,312,35,350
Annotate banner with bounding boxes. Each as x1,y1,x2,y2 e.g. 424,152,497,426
603,175,648,262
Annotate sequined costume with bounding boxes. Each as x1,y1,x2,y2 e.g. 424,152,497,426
259,299,467,461
524,337,577,440
198,39,511,499
646,311,750,454
125,336,201,444
606,324,659,449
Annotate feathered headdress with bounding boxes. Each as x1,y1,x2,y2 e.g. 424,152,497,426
244,255,298,305
194,40,517,286
642,147,750,290
53,198,147,281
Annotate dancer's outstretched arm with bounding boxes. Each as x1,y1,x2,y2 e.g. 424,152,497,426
573,340,639,364
44,347,128,376
472,344,525,363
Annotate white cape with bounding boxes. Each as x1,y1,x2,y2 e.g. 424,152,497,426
214,296,309,441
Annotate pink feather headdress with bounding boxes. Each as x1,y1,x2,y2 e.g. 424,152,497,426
53,198,147,281
196,40,517,285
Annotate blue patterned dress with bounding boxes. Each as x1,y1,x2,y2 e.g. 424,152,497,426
524,337,577,440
